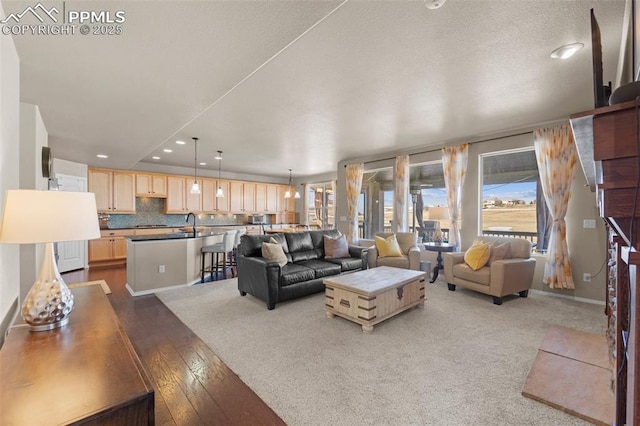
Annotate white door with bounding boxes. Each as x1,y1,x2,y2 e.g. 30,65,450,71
55,174,89,272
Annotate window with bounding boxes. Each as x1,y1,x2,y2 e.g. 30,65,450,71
307,183,334,229
480,148,548,251
408,162,449,242
361,167,394,238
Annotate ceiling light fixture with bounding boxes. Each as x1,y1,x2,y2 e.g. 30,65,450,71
550,42,584,59
425,0,446,10
176,140,186,145
163,149,173,153
190,137,200,195
96,154,108,159
284,169,300,199
152,156,160,160
216,150,224,198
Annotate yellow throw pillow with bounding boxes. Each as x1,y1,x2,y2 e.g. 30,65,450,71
375,234,403,258
464,242,490,270
262,242,287,267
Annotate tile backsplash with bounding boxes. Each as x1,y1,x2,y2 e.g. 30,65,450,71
107,198,248,228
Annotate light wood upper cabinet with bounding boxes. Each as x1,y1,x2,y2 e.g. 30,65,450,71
229,181,257,213
255,184,267,213
216,180,230,212
266,184,278,213
136,173,167,197
88,168,135,214
203,179,230,213
166,176,202,213
243,182,256,213
277,185,295,213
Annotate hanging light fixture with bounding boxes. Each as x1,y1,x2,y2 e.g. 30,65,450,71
284,169,300,199
216,150,224,197
190,137,200,194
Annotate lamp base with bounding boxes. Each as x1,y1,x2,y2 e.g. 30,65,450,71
21,242,74,332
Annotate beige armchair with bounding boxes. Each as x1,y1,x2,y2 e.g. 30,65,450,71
363,232,421,270
443,236,536,305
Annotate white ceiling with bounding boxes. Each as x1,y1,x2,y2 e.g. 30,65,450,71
4,0,628,179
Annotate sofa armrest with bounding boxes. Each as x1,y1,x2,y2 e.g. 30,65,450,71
489,258,536,296
408,247,421,270
443,252,465,283
367,245,379,269
237,255,282,306
348,245,369,270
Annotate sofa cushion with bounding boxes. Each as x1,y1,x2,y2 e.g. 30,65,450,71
240,234,273,257
269,234,290,253
286,232,314,252
395,232,417,255
375,234,403,257
310,229,340,255
296,260,342,278
324,234,349,258
488,241,512,264
261,242,287,267
280,263,316,287
464,242,490,270
325,257,362,272
453,263,491,286
290,249,322,262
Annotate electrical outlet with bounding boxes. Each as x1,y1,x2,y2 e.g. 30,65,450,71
159,265,165,273
583,219,596,228
583,273,591,283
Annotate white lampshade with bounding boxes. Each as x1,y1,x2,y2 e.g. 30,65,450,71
216,186,224,197
0,190,100,331
428,206,449,222
0,190,101,243
190,181,201,195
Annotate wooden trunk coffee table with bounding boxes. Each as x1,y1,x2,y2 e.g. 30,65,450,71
323,266,427,333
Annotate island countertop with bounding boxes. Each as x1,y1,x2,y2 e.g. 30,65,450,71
125,230,225,242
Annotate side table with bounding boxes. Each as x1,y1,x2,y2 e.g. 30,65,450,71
423,242,456,283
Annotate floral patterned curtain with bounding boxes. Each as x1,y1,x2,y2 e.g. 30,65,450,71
330,180,337,229
393,155,410,232
442,144,468,248
534,124,578,289
345,163,364,244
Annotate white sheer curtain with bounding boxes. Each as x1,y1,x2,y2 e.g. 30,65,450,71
301,183,309,227
345,164,364,244
330,180,336,229
442,144,468,248
393,155,410,232
534,124,578,289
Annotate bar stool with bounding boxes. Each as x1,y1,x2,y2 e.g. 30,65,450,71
201,230,237,282
229,228,246,277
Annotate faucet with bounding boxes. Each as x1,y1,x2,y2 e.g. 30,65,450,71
186,212,196,236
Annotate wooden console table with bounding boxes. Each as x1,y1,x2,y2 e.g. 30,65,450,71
0,284,154,425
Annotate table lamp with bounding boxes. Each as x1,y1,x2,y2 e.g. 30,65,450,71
0,190,100,331
428,206,450,244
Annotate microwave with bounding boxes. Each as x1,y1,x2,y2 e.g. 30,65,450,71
250,215,266,224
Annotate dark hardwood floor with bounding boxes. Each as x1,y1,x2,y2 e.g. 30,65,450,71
62,265,285,426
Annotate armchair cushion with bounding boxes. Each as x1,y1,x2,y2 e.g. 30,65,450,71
464,241,490,270
375,234,403,257
488,241,512,264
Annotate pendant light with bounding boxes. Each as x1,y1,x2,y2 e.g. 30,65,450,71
216,150,224,197
284,169,301,199
190,137,200,194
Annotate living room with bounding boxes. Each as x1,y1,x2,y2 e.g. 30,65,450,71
0,0,635,424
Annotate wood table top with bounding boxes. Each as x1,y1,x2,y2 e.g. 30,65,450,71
323,266,426,296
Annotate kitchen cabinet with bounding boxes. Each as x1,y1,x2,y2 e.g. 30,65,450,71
88,168,135,214
89,229,130,265
255,184,278,213
166,176,202,213
230,181,256,213
136,173,167,197
202,179,230,213
277,185,296,213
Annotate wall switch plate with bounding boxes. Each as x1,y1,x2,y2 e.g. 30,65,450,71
159,265,165,273
339,216,347,222
583,219,596,228
583,273,591,282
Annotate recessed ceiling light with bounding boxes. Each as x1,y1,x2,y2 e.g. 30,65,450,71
163,149,173,153
425,0,446,9
175,140,186,145
96,154,108,158
199,162,207,166
550,42,584,59
152,156,160,160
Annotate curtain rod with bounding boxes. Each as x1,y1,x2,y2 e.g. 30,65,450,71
344,130,533,167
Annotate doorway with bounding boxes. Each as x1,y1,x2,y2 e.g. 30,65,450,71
55,174,89,272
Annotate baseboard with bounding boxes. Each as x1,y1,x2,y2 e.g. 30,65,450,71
0,296,19,349
529,289,605,306
126,281,200,297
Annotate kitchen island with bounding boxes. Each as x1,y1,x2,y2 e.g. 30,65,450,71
126,228,233,295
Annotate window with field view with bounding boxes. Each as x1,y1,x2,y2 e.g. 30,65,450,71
480,148,549,252
408,162,449,243
360,168,394,239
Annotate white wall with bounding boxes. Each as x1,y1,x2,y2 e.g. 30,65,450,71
18,103,49,302
53,158,88,179
0,5,21,340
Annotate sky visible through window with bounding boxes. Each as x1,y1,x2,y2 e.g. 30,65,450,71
382,181,537,206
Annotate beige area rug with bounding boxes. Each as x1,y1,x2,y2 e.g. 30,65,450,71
156,278,605,425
